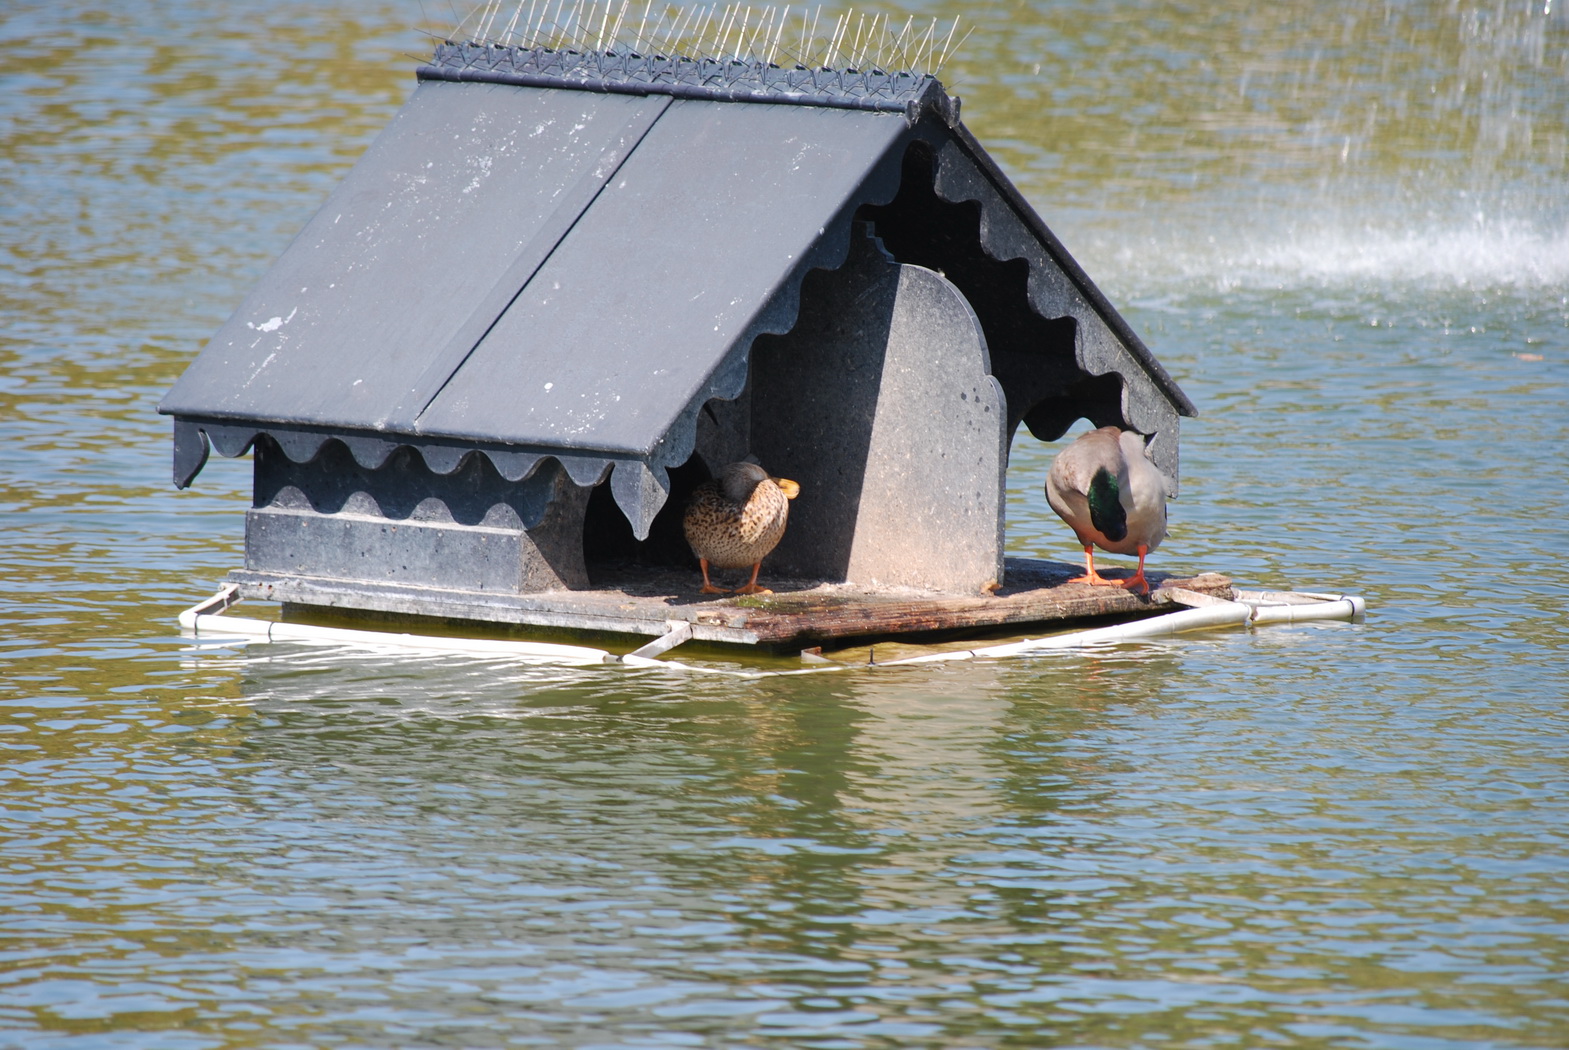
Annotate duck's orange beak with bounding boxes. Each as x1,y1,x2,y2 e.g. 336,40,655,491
774,478,800,499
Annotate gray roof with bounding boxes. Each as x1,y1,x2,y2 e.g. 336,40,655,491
162,58,1194,537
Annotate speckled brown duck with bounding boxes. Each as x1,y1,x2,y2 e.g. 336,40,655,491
682,461,800,595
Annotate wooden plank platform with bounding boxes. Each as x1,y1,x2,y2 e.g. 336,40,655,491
228,558,1234,652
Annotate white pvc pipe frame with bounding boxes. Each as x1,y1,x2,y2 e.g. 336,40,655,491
178,583,1365,674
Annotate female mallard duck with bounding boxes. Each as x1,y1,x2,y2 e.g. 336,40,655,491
682,461,800,595
1045,426,1168,595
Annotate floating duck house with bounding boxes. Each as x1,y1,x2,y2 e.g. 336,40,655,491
160,21,1206,650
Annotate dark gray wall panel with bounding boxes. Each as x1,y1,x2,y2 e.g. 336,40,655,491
752,230,1006,593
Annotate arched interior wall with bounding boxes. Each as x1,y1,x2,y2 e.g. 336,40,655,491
856,141,1134,456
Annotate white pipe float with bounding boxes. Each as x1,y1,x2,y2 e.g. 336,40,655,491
881,599,1255,665
1234,588,1367,623
179,585,613,665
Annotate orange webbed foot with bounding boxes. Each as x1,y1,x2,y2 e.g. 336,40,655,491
1068,566,1123,588
697,559,729,595
1069,575,1116,587
1116,547,1153,595
1070,546,1123,588
1116,573,1151,596
730,563,772,596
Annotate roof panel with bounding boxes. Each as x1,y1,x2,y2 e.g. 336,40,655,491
412,99,911,456
159,81,658,430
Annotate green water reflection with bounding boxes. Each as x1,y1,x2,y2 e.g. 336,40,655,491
9,646,1565,1044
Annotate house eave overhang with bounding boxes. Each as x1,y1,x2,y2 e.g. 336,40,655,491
945,122,1197,419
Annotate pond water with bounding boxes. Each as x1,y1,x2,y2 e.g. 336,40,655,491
3,1,1566,1047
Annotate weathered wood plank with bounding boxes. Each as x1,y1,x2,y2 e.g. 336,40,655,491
729,563,1233,646
229,557,1233,651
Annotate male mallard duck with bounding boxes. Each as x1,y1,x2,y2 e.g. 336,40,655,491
682,461,800,595
1045,426,1168,595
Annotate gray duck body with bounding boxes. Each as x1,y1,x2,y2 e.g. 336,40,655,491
1045,426,1168,589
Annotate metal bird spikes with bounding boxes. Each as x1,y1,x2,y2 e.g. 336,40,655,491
435,2,969,77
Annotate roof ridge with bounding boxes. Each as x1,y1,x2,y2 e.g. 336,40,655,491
417,42,959,124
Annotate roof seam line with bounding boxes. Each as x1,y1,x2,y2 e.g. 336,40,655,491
394,93,675,431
